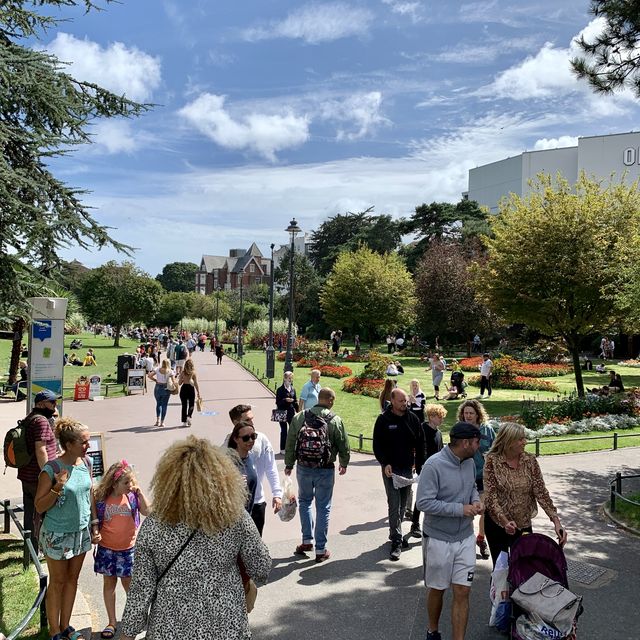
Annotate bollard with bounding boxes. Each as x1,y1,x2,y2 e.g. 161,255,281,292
359,433,364,450
613,432,618,450
23,529,31,570
3,499,9,534
615,472,622,502
610,482,616,513
535,438,540,457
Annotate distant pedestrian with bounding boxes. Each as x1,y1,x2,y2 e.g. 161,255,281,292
478,353,493,399
429,353,446,400
215,342,224,365
298,369,321,411
94,461,150,640
285,388,350,563
275,371,298,454
354,334,361,354
179,359,201,427
147,358,176,427
174,339,188,375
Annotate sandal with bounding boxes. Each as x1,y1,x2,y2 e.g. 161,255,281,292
101,625,117,639
61,627,86,640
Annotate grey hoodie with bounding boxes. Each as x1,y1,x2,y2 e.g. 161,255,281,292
416,445,479,542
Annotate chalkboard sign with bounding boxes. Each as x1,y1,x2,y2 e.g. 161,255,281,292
87,432,106,480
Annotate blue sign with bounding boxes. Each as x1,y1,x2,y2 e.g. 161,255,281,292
33,320,52,342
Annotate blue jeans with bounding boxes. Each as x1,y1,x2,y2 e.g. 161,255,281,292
154,384,170,420
296,466,335,553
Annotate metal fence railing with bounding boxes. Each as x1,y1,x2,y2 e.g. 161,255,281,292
609,472,640,514
1,499,48,638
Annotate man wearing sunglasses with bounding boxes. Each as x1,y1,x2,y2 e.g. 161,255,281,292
284,387,350,563
227,404,283,536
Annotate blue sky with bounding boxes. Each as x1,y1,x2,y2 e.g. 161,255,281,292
40,0,640,276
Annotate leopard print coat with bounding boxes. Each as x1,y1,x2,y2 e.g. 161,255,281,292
120,512,271,639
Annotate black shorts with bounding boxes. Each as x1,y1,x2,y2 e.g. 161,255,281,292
476,478,484,493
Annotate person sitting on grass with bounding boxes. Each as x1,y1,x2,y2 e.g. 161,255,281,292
82,351,97,367
609,371,624,392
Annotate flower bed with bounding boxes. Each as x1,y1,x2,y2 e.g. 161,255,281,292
459,356,569,377
467,374,559,393
459,357,483,371
487,413,640,438
342,376,385,397
619,359,640,368
318,364,352,378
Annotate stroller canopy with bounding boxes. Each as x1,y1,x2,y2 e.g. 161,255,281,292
508,533,568,590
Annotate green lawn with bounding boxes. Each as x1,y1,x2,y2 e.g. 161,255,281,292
0,331,142,400
236,349,640,455
613,492,640,530
0,536,48,640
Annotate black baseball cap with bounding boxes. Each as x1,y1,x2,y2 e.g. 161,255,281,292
450,421,485,440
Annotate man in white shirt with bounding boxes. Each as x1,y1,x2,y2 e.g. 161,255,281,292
228,404,282,536
479,353,493,398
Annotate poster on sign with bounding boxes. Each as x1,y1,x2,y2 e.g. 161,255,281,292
89,374,102,399
87,432,105,481
127,369,146,395
74,376,90,401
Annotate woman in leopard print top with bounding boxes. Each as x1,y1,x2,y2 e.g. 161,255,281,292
120,436,271,639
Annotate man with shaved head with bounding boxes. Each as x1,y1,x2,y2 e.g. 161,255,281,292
373,387,425,560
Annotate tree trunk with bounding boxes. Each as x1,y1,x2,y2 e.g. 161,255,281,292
8,317,26,384
113,324,121,348
466,338,471,358
570,344,585,398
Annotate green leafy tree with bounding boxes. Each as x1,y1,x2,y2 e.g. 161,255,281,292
320,246,415,343
79,262,162,346
415,241,501,353
154,292,192,326
400,199,489,271
274,248,324,333
156,262,198,292
309,208,404,275
571,1,640,98
0,0,149,318
475,173,640,397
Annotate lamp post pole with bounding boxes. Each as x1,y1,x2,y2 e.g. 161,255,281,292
266,243,275,378
284,218,301,373
238,268,245,359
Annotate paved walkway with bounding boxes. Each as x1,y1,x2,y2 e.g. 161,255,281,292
1,352,639,639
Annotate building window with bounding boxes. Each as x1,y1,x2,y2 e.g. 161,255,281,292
249,263,255,273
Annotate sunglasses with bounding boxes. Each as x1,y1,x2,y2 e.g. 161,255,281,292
240,433,258,442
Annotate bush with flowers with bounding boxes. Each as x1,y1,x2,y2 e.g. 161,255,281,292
342,376,385,397
317,364,352,378
487,413,640,439
619,359,640,368
459,355,570,377
467,374,559,393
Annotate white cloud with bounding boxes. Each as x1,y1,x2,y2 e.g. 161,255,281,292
90,120,148,155
43,33,161,102
533,136,578,150
382,0,423,23
242,3,373,44
320,92,390,140
488,18,607,99
178,93,310,161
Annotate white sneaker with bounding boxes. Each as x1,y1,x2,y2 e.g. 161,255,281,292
182,422,188,427
187,418,192,426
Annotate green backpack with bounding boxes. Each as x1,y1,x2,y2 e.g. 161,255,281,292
3,417,33,470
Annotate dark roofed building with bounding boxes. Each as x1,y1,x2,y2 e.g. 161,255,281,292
195,243,271,294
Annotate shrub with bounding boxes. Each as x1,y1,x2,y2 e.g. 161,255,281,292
360,351,392,379
318,365,352,378
342,376,385,397
459,356,483,371
467,374,559,393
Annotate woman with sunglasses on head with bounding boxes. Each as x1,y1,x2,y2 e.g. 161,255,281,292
227,420,259,513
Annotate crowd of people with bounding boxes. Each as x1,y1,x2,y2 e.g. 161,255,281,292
14,335,572,640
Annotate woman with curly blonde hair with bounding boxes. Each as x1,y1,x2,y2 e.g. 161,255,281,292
120,436,271,640
34,417,99,640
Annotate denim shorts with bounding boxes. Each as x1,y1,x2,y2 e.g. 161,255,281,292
40,527,91,560
94,545,135,577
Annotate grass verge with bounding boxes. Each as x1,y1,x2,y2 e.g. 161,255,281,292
613,492,640,530
235,350,640,455
0,535,48,640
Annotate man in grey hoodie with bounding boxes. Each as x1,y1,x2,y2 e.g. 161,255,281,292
415,422,484,640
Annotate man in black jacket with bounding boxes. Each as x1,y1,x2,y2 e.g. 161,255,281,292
373,388,426,560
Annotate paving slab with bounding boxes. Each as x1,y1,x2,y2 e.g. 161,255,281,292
1,353,639,639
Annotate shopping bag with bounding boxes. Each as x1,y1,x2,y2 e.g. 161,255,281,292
278,475,297,522
489,550,510,629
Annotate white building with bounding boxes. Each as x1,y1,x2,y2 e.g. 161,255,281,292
466,131,640,212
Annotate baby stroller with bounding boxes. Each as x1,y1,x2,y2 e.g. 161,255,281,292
508,533,582,639
450,370,467,398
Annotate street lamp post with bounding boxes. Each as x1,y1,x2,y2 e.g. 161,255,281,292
284,218,302,373
266,243,275,378
238,268,245,359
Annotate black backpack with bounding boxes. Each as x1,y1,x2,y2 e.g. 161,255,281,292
296,410,334,468
175,344,186,360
